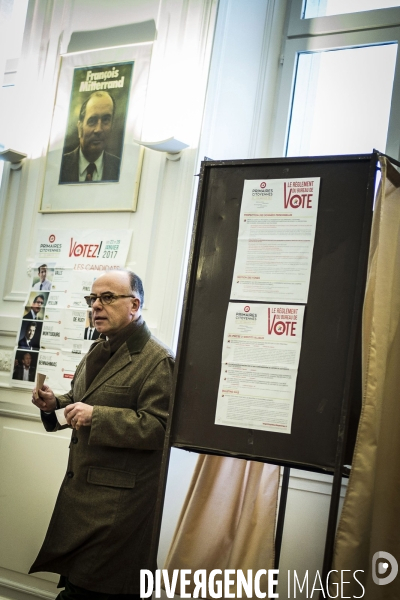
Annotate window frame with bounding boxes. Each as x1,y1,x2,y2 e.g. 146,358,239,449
271,1,400,158
289,0,400,36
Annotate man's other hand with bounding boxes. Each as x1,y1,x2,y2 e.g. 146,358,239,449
32,384,57,412
65,402,93,430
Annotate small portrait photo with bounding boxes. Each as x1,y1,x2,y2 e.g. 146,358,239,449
12,349,38,383
84,310,100,341
59,62,134,185
18,321,43,351
31,263,54,291
23,291,49,321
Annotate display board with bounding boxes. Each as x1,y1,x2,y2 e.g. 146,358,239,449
168,154,377,473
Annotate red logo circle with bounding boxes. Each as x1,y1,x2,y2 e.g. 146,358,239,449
244,305,250,312
260,182,266,189
49,234,56,243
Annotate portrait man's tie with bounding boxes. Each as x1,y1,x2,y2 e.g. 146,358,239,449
85,163,96,182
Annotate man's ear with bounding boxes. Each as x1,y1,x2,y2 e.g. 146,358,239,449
131,298,140,314
77,120,83,139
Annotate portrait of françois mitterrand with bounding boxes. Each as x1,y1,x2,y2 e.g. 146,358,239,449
59,62,134,185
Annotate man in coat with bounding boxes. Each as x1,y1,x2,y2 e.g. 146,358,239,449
30,270,174,599
59,91,121,183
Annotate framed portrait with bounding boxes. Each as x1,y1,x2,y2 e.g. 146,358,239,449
40,44,152,213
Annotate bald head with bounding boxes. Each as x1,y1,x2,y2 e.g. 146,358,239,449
93,270,143,303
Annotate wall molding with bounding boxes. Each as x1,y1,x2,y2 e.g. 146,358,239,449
0,577,55,600
0,350,12,373
0,401,39,422
3,292,26,302
0,330,16,338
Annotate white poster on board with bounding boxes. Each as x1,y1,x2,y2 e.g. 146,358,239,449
215,302,305,434
34,229,131,270
231,178,320,303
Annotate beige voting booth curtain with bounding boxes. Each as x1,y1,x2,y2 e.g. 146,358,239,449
331,157,400,598
164,454,280,599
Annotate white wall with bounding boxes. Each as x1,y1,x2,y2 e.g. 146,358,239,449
0,1,348,599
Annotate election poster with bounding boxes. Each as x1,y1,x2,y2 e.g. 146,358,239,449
40,44,152,212
215,177,321,434
215,303,305,434
11,229,132,392
231,178,320,303
59,62,134,185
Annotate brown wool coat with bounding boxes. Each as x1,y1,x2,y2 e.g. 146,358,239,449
29,321,174,595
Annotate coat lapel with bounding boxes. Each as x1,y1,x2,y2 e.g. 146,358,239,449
81,345,131,401
81,321,152,402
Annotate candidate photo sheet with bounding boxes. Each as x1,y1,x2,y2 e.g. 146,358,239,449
11,228,132,390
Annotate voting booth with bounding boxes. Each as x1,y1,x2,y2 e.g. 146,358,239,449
153,153,379,582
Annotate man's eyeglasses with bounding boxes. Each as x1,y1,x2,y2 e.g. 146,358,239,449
84,293,136,307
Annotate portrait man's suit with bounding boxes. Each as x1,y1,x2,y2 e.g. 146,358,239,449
84,327,100,341
23,309,39,320
29,320,174,596
13,364,35,382
59,147,121,183
18,337,38,350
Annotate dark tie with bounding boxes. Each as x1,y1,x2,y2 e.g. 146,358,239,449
85,163,96,181
40,283,43,290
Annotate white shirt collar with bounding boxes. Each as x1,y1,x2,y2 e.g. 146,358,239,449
78,148,104,181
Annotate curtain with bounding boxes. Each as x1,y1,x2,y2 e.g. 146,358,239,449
331,157,400,598
163,454,280,599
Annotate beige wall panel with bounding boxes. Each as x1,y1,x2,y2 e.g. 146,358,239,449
0,420,69,580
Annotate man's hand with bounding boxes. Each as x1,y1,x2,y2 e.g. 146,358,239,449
32,384,57,412
65,403,93,430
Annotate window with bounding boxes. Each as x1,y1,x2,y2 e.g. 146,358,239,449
0,0,29,156
286,44,397,156
303,0,400,19
271,0,400,159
